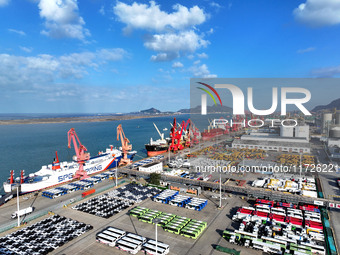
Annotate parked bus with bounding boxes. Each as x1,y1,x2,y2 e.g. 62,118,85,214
143,240,170,255
261,236,287,249
252,239,283,254
116,239,142,254
125,233,147,244
96,233,117,247
180,228,201,239
300,242,326,255
101,230,121,240
105,227,126,238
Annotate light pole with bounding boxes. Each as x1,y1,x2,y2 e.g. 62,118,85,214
152,218,161,254
16,186,20,227
115,159,118,187
299,153,302,179
219,173,222,208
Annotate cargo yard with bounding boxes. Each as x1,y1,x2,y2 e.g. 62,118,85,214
1,114,340,255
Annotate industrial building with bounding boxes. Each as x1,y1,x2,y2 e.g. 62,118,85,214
321,112,340,159
138,162,163,173
232,125,311,153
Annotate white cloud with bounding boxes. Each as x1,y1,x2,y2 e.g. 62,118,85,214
144,30,209,53
114,1,206,32
206,28,214,35
8,28,26,36
38,0,90,40
311,65,340,77
20,46,33,53
172,61,183,68
297,47,316,54
97,48,128,62
197,52,208,58
99,5,105,15
189,63,217,78
151,52,178,62
0,48,128,90
187,54,194,60
0,0,9,7
193,60,201,65
210,2,222,9
293,0,340,27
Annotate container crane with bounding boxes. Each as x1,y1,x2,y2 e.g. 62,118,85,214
117,124,132,166
67,128,90,179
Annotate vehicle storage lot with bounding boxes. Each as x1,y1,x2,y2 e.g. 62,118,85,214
48,193,261,255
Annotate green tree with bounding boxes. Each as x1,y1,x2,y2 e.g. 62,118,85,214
149,173,161,185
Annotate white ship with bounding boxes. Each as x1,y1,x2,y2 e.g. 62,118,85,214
3,147,125,194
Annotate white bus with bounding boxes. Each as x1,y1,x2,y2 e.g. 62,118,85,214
271,207,286,215
96,233,117,247
252,240,283,254
125,233,147,243
300,242,326,255
143,240,170,255
116,239,142,254
105,227,126,238
101,230,121,240
261,236,287,247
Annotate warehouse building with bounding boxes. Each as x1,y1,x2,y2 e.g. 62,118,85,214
232,135,311,153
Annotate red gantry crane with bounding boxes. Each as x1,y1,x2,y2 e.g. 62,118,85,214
117,124,132,166
169,118,191,152
67,128,90,179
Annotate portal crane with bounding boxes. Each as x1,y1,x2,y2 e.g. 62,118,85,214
67,128,90,179
117,124,132,166
169,118,190,152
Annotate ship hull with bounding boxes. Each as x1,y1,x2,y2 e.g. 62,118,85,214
147,150,167,157
3,150,123,194
145,144,168,157
201,129,225,140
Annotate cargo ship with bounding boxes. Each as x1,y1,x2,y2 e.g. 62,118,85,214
201,127,226,140
3,147,135,194
145,123,169,157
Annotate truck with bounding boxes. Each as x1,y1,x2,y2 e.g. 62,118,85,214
11,206,33,218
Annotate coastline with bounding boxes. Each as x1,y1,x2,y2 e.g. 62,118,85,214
0,114,186,125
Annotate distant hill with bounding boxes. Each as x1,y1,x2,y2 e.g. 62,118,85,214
140,107,161,114
178,104,232,113
312,98,340,112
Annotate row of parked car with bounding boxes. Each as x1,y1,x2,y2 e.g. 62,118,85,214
107,184,161,203
72,194,133,218
71,184,161,218
0,214,93,255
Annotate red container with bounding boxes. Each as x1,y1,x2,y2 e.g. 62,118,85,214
256,199,274,206
82,189,95,198
238,208,253,215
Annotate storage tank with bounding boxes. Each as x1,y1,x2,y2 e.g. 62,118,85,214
329,127,340,138
295,125,310,140
335,111,340,125
322,113,333,134
280,126,294,137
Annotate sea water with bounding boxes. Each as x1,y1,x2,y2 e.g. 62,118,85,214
0,115,195,192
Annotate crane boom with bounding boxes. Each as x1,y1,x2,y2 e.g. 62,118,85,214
67,128,90,179
153,123,164,140
117,124,132,166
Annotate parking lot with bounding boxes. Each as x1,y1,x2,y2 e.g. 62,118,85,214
39,190,260,255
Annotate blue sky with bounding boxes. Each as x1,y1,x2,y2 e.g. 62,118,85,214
0,0,340,113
